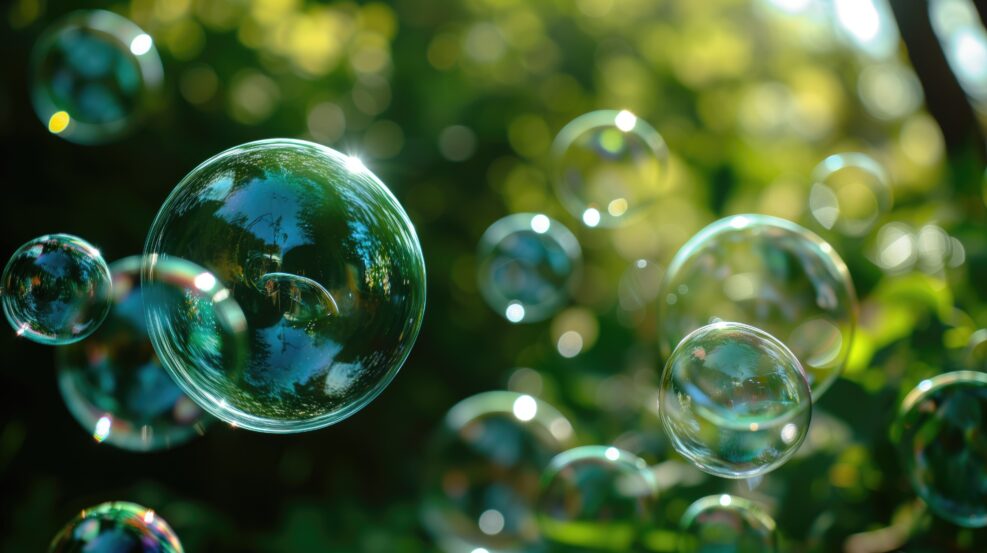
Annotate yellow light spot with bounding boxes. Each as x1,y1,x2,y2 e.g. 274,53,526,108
607,198,628,217
48,111,70,134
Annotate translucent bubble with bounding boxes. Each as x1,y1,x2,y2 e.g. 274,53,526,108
678,494,778,553
619,259,663,312
49,501,183,553
552,110,669,228
143,139,426,433
421,391,574,553
537,446,658,551
659,322,812,479
56,256,210,451
477,213,581,324
659,214,856,399
30,10,163,144
2,234,112,345
893,371,987,527
808,153,892,237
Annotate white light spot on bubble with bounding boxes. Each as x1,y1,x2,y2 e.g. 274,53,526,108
719,494,732,507
143,510,156,524
194,272,216,292
471,549,490,553
549,417,573,441
557,330,584,358
93,415,112,443
605,447,620,461
918,379,933,392
781,423,799,444
512,394,538,422
505,302,525,323
615,110,637,132
478,509,505,535
531,214,551,234
345,155,367,173
582,208,601,227
130,33,153,56
730,215,750,229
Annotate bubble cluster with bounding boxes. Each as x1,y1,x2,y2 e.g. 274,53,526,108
678,494,778,553
49,501,183,553
30,10,163,144
659,214,856,399
537,446,658,551
809,153,892,237
659,322,811,479
422,391,574,553
57,256,209,452
2,234,112,345
894,371,987,527
143,139,426,433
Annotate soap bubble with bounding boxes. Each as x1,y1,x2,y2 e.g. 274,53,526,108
659,322,812,479
2,234,112,345
143,139,426,433
552,110,669,228
477,213,581,324
56,256,210,451
30,10,163,144
659,214,856,399
537,445,658,551
808,153,892,236
893,371,987,527
422,391,574,553
678,494,778,553
49,501,183,553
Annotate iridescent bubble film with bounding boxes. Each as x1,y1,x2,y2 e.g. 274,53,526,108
678,495,778,553
477,213,581,324
56,256,209,452
659,214,856,399
552,110,669,228
809,153,892,237
894,371,987,528
30,10,163,144
537,446,658,551
2,233,112,345
143,139,426,433
659,322,812,479
422,391,574,553
49,501,183,553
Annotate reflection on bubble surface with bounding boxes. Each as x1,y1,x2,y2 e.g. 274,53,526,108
49,501,183,553
678,494,777,553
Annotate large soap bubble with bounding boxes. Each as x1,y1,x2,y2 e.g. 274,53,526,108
143,139,426,433
2,234,112,345
659,322,812,479
894,371,987,527
49,501,183,553
56,256,210,451
422,391,574,553
809,153,892,237
678,494,778,553
659,214,856,399
30,10,163,144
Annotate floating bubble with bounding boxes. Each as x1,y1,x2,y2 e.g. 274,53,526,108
49,501,183,553
619,259,663,312
808,153,892,237
893,371,987,527
659,322,812,479
552,110,669,228
422,391,574,553
659,214,856,399
477,213,581,324
30,10,163,144
2,234,112,345
537,446,658,551
143,139,426,433
56,256,211,451
678,494,778,553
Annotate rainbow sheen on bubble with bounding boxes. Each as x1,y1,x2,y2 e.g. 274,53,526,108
552,110,669,228
143,139,426,433
30,10,163,144
477,213,581,324
894,371,987,528
2,234,112,345
56,256,210,451
537,446,658,551
678,495,778,553
809,153,892,237
659,322,811,479
49,501,183,553
422,391,574,553
659,214,856,399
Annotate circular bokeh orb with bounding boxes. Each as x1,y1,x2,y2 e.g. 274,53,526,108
537,445,658,551
659,214,856,399
894,371,987,527
49,501,183,553
422,391,574,553
477,213,581,324
659,322,812,479
56,256,210,451
143,139,426,433
678,494,778,553
808,152,892,237
2,233,112,345
552,110,669,228
30,10,163,144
